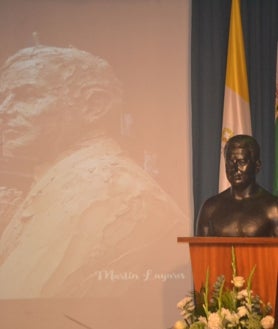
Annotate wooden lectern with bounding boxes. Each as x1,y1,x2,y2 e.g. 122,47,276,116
177,237,278,321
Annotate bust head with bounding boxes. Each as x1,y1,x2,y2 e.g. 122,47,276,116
224,134,260,162
224,135,261,189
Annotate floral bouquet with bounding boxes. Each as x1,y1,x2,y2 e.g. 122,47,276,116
172,247,275,329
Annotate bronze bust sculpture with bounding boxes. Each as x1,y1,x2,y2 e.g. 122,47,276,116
196,135,278,237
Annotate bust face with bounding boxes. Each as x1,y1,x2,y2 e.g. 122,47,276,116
225,147,258,188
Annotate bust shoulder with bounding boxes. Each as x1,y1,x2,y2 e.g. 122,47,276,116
201,188,231,209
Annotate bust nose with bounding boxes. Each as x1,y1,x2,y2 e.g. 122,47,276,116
230,159,238,169
234,160,239,170
230,159,242,173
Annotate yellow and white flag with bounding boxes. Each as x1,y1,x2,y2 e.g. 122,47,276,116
219,0,252,192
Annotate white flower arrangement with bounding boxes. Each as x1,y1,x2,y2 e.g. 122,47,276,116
171,247,276,329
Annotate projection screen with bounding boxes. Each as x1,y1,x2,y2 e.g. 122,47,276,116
0,1,193,328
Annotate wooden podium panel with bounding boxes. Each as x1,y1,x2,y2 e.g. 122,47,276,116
178,237,278,320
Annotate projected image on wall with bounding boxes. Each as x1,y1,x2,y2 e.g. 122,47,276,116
0,44,186,298
0,1,192,329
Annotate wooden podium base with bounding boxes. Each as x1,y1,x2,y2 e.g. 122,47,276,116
178,237,278,321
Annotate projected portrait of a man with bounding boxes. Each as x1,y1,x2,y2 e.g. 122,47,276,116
0,45,185,298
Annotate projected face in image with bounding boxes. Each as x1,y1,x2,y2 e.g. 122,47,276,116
0,46,185,300
0,82,56,158
0,46,121,160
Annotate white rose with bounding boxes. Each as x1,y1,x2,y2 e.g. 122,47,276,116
177,296,194,310
261,315,275,329
231,276,245,288
208,312,223,329
173,320,187,329
198,316,208,325
237,306,248,318
221,308,238,325
237,289,251,300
